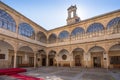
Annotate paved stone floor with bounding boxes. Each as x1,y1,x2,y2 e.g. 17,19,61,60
0,67,120,80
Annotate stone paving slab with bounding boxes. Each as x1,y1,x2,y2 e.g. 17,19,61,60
0,67,119,80
81,73,115,80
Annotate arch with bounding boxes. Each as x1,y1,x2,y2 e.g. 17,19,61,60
109,44,120,51
88,46,105,68
71,27,85,36
0,9,16,32
17,46,34,67
49,50,56,55
87,23,104,33
18,23,35,39
37,31,47,43
107,17,120,29
108,44,120,68
38,49,46,55
37,49,46,66
72,47,84,53
59,49,69,55
58,30,69,39
48,33,57,43
88,46,105,52
48,50,56,66
72,48,84,66
0,40,14,50
18,46,33,53
0,40,14,68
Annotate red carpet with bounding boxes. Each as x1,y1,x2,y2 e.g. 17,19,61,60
0,68,26,75
0,68,44,80
10,74,44,80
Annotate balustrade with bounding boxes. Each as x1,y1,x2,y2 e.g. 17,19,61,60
57,27,120,43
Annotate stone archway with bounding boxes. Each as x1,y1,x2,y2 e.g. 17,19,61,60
0,40,14,68
109,44,120,68
17,46,34,67
88,46,105,68
72,48,84,67
58,49,70,67
48,50,56,66
37,50,46,66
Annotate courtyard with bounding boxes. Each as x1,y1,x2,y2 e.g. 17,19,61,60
0,67,120,80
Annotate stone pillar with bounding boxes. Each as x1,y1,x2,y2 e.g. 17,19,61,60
106,52,110,69
103,51,109,69
13,50,17,68
87,52,91,68
24,53,28,64
70,53,72,67
46,54,48,66
35,32,37,40
68,11,71,18
83,52,87,68
55,54,59,67
34,52,37,68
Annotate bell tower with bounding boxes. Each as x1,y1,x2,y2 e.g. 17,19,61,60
66,5,80,25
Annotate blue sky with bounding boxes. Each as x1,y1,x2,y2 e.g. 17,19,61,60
1,0,120,30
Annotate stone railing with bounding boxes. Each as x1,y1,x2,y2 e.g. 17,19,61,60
58,27,120,42
0,28,47,46
47,27,120,47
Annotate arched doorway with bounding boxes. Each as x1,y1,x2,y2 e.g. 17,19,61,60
109,44,120,68
0,40,14,68
58,49,70,67
48,50,56,66
37,50,46,66
17,46,34,67
88,46,105,68
72,48,84,67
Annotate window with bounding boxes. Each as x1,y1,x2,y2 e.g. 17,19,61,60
87,23,104,33
37,32,47,43
48,33,57,43
107,17,120,29
0,9,16,32
0,54,5,59
71,27,84,36
59,31,69,39
62,54,67,60
110,56,120,64
29,57,34,65
18,23,35,39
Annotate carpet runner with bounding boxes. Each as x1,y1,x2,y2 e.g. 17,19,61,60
0,68,26,75
10,74,43,80
0,68,44,80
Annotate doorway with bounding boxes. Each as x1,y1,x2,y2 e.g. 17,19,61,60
75,55,81,66
93,57,101,68
49,58,53,66
42,58,46,66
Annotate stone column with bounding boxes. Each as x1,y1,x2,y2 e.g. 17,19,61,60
55,54,59,67
87,52,91,68
34,52,37,68
83,52,87,68
46,54,48,66
70,53,72,67
13,50,17,68
34,32,37,40
106,52,110,69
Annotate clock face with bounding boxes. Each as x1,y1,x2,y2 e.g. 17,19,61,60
62,54,67,60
